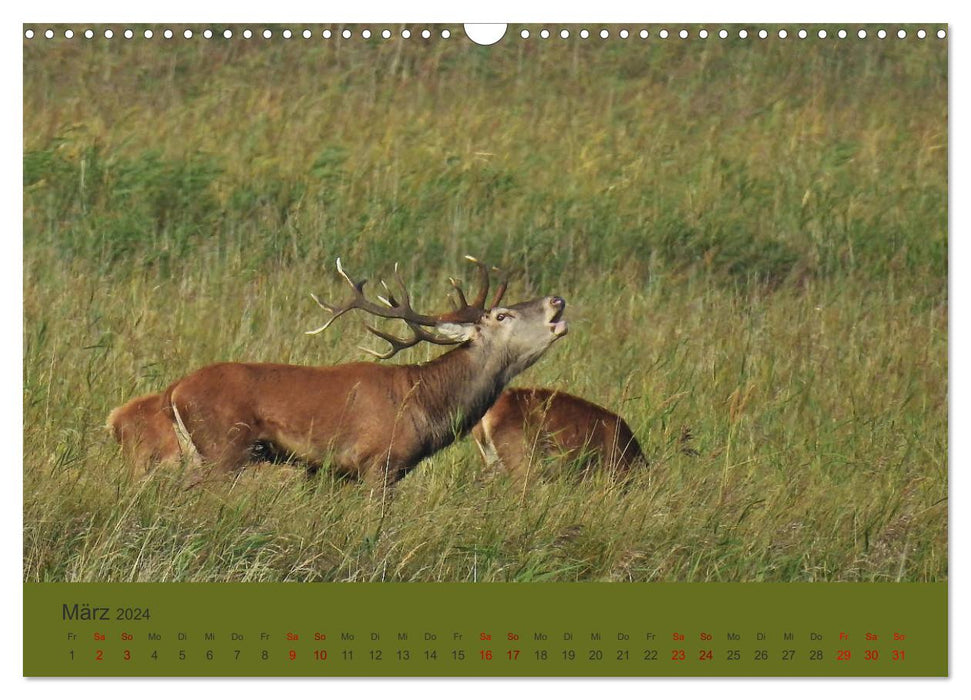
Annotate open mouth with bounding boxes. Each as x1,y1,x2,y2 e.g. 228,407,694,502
548,299,567,337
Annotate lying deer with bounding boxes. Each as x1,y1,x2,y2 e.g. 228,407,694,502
471,388,646,481
107,257,568,493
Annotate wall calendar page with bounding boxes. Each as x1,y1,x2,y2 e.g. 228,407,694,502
21,20,948,681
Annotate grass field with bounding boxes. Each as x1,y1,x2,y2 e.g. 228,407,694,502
23,26,947,582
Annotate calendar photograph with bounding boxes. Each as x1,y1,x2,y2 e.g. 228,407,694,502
22,23,948,677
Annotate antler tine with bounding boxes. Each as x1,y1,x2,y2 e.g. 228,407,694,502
335,257,357,291
305,293,358,335
358,325,419,360
390,262,414,309
305,257,370,335
379,279,398,308
463,255,491,309
306,257,441,336
361,321,462,360
489,271,508,310
448,276,469,308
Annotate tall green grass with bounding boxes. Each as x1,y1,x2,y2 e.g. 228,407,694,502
23,27,946,581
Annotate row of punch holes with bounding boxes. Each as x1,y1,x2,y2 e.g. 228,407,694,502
24,27,948,41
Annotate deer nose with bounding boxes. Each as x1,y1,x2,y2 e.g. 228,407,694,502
550,296,565,309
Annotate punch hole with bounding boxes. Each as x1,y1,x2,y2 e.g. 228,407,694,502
223,29,232,39
659,29,668,39
64,29,74,39
858,29,867,38
520,29,529,39
44,29,53,39
24,29,34,39
465,24,506,45
797,29,807,39
600,29,608,39
718,29,728,39
837,29,847,39
897,30,906,39
937,29,946,39
342,29,352,39
639,29,649,39
679,29,688,39
323,29,333,38
421,29,431,39
184,29,193,39
758,29,767,39
104,29,113,39
441,29,450,39
382,29,391,39
699,29,708,39
283,29,293,39
124,29,133,39
619,29,629,39
579,29,589,39
401,29,411,38
303,29,312,39
540,29,550,39
560,29,569,39
163,29,173,39
142,29,152,39
817,29,827,39
362,29,372,39
877,29,887,39
917,29,926,39
203,29,213,39
738,29,748,39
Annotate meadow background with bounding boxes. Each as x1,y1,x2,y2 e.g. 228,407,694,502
23,25,947,582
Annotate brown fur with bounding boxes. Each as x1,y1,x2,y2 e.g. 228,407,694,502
108,296,567,492
472,388,647,481
106,392,180,471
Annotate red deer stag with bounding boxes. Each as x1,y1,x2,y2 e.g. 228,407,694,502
471,388,646,482
107,257,568,493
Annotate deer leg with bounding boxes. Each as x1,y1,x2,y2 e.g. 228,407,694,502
181,426,257,488
192,422,256,474
493,430,530,480
471,423,501,470
170,393,256,483
361,458,407,503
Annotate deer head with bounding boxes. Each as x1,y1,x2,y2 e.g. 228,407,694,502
306,256,567,369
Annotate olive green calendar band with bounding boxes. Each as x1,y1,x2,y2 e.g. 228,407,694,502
24,582,946,677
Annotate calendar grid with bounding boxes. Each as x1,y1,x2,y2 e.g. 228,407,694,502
24,582,947,677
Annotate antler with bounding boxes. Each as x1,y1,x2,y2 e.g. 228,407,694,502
359,322,464,359
442,255,509,323
357,278,469,359
305,258,442,336
307,256,505,359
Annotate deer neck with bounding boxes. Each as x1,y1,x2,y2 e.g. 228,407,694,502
403,341,514,449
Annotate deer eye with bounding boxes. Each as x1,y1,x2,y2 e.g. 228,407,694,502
496,312,508,322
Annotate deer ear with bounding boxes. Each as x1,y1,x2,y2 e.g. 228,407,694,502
436,322,476,342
